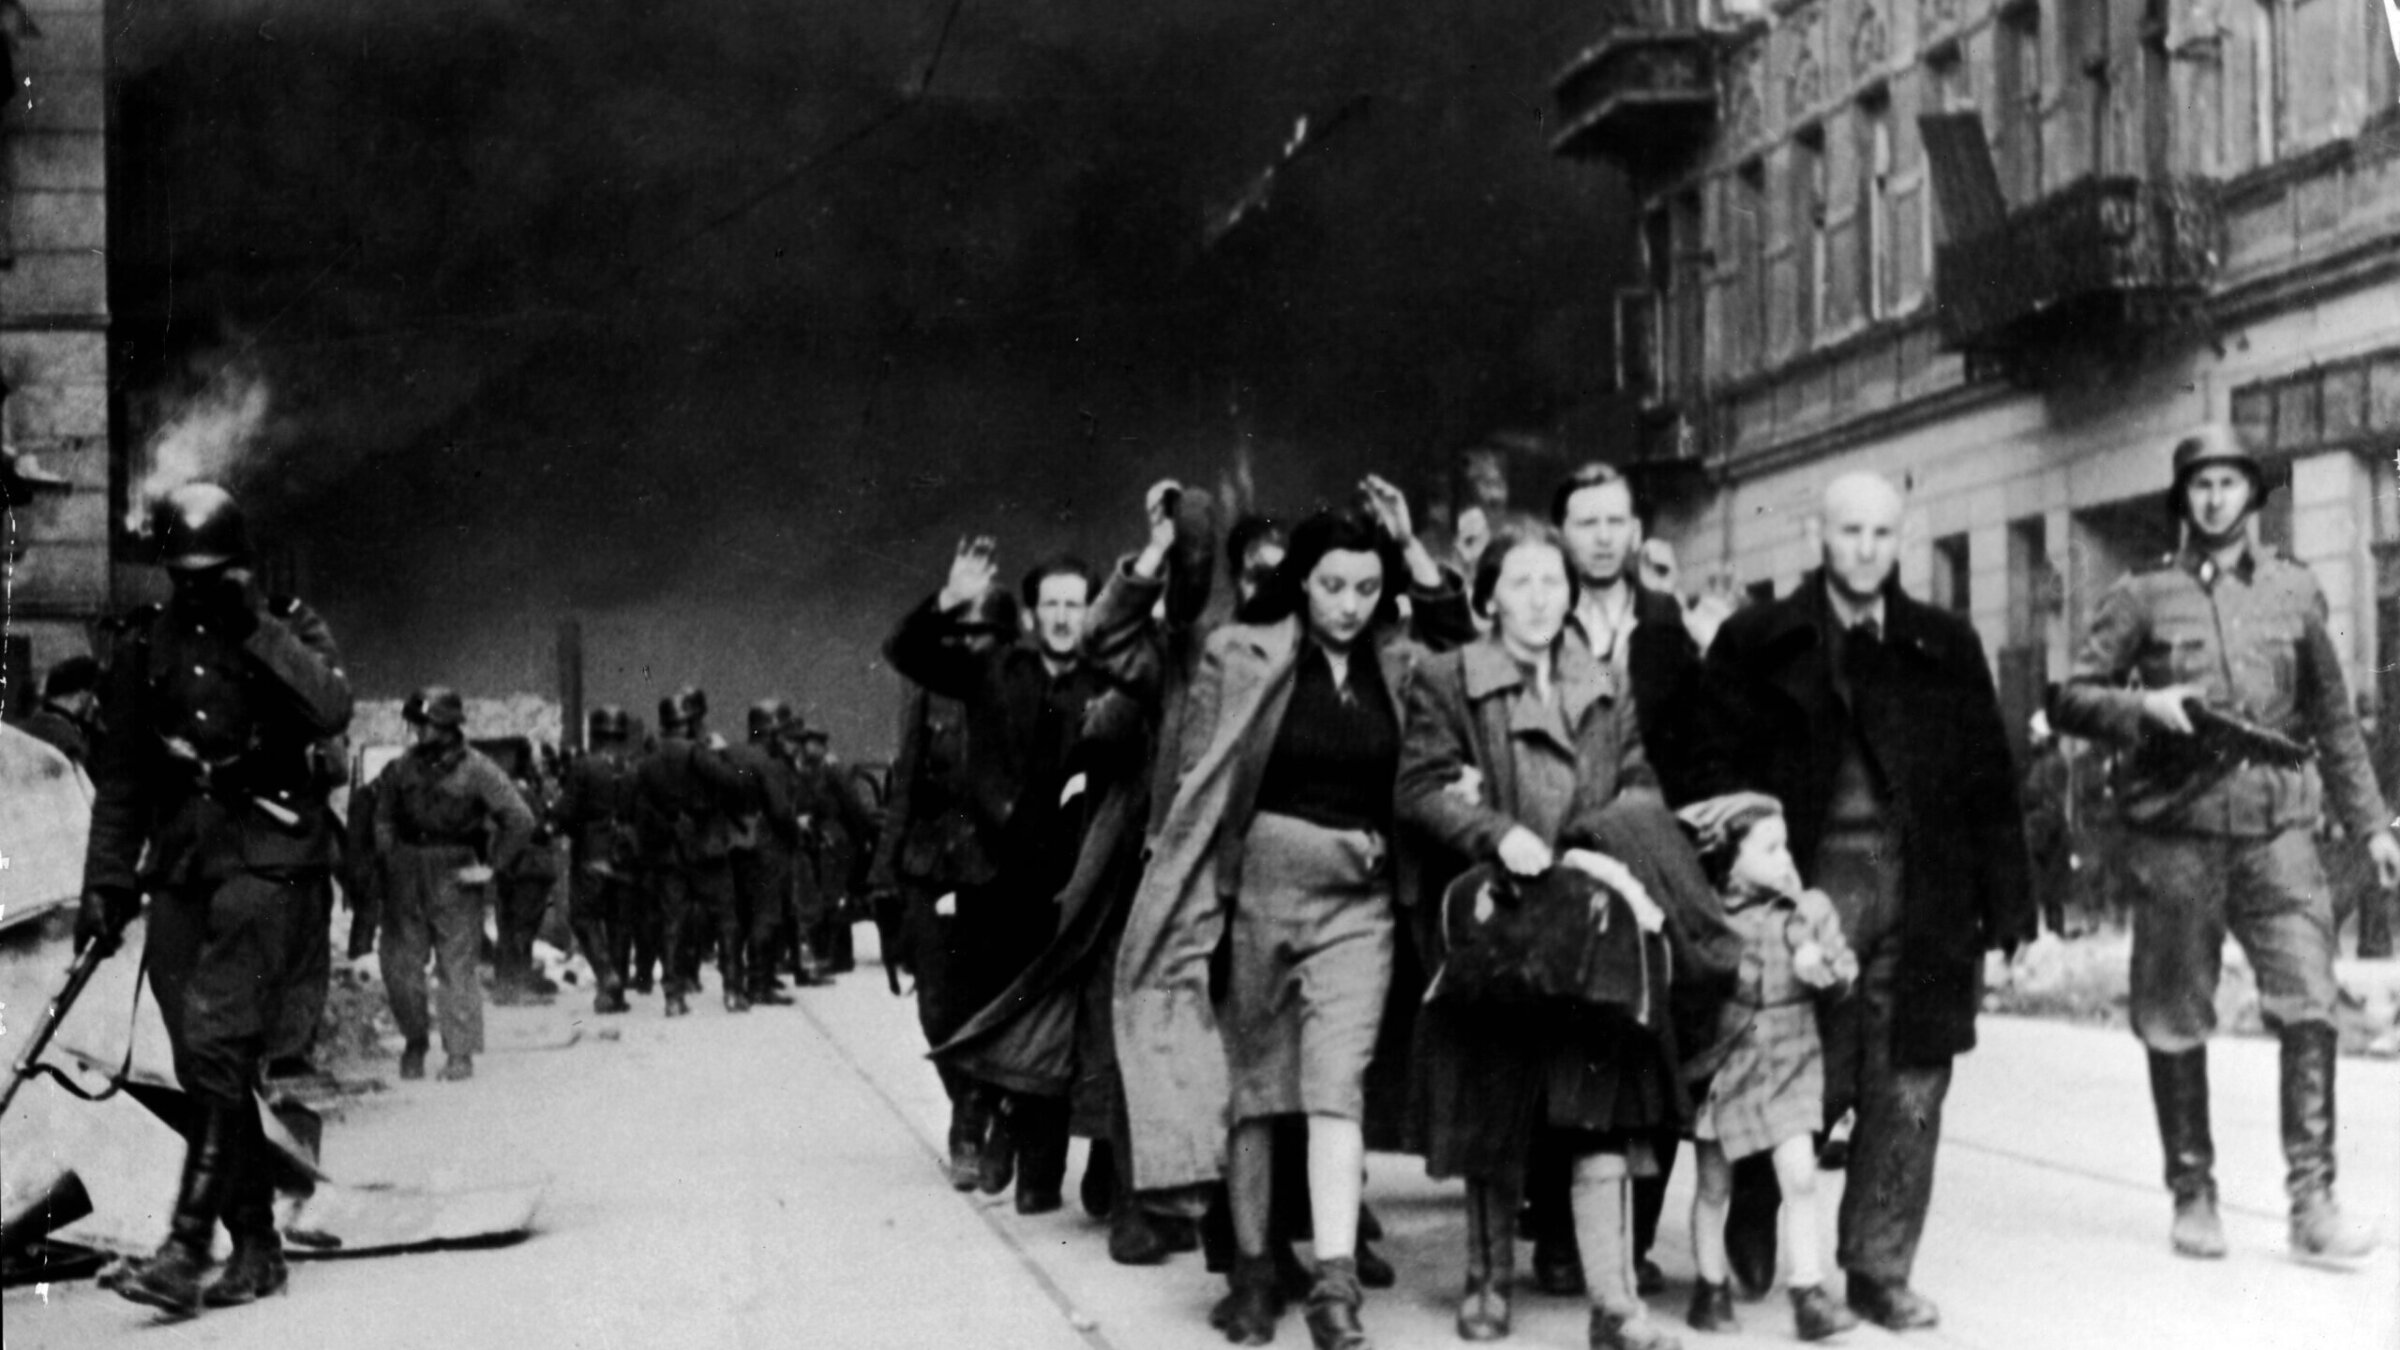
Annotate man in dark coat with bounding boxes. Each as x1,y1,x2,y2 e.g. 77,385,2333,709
792,725,875,978
724,699,807,1003
1685,471,2034,1331
77,483,354,1317
886,542,1109,1213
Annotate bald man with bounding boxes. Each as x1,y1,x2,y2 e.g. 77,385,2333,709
1685,472,2034,1330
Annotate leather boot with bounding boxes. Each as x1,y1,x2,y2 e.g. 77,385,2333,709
118,1100,240,1318
2282,1023,2380,1262
1304,1256,1370,1350
1013,1097,1068,1214
205,1118,289,1309
2146,1047,2226,1258
749,943,794,1005
1211,1252,1282,1345
1082,1138,1118,1219
947,1096,988,1193
978,1096,1017,1196
1457,1180,1514,1341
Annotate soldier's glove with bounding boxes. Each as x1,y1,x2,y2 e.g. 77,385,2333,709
74,886,141,958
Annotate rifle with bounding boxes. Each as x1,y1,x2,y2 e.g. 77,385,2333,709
2181,699,2314,768
0,940,111,1120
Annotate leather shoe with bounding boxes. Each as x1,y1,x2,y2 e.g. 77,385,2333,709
1635,1255,1666,1296
1532,1235,1586,1295
1016,1188,1063,1216
1456,1278,1510,1341
1789,1284,1858,1341
1108,1203,1171,1266
398,1041,428,1081
1210,1254,1281,1345
115,1241,209,1320
438,1055,474,1082
1686,1279,1736,1333
664,991,690,1017
1304,1258,1368,1350
1846,1274,1938,1330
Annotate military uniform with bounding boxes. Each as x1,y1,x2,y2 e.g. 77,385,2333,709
373,739,534,1061
554,739,644,1009
724,732,805,999
635,730,748,1009
2056,532,2386,1259
492,749,562,1000
82,579,352,1310
793,753,875,975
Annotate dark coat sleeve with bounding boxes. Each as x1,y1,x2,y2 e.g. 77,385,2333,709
885,594,1002,704
251,598,355,737
1628,593,1706,806
1678,608,1777,805
869,685,927,892
82,621,161,896
1949,623,2038,951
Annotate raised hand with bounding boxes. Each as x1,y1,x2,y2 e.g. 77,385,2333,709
940,535,999,611
1360,474,1414,543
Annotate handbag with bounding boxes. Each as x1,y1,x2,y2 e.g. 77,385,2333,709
1429,861,1660,1022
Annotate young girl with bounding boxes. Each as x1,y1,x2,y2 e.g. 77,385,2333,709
1685,801,1860,1342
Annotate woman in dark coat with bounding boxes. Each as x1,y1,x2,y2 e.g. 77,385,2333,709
1399,520,1731,1350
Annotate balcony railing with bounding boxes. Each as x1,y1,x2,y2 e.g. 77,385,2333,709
1935,175,2223,373
1550,28,1719,174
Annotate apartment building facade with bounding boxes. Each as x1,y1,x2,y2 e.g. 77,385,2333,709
1554,0,2400,744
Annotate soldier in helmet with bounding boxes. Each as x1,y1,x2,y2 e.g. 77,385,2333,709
2055,423,2398,1266
636,684,749,1015
723,699,809,1002
75,482,354,1317
373,686,536,1083
553,705,642,1014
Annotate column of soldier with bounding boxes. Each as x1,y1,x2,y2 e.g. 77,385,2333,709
61,423,2392,1339
341,680,877,1087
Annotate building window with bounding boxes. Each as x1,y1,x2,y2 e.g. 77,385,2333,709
1998,3,2045,204
1795,126,1828,346
1735,158,1768,372
1921,47,1969,283
2252,0,2284,165
1859,95,1894,323
1932,532,1971,614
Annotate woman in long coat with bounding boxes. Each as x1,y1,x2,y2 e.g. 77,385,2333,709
1114,483,1468,1350
1398,520,1733,1350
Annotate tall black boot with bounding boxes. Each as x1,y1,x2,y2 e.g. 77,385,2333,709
117,1099,241,1318
2282,1023,2379,1261
1014,1096,1069,1214
749,939,794,1004
204,1108,289,1307
2146,1048,2225,1258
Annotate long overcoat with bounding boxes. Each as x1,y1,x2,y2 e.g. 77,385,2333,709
1114,589,1468,1194
1683,570,2034,1065
1398,635,1736,1180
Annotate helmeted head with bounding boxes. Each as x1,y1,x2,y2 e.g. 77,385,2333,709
2166,423,2268,540
149,483,252,573
797,726,830,765
748,698,793,742
403,685,466,746
661,685,708,735
587,704,631,745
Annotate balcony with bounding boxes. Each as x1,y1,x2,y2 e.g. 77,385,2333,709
1550,28,1719,176
1935,175,2224,380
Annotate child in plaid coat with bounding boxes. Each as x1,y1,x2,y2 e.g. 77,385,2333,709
1684,800,1858,1341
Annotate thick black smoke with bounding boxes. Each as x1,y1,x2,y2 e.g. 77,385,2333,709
111,0,1633,750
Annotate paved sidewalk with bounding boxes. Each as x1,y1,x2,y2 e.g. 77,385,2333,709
7,934,2394,1350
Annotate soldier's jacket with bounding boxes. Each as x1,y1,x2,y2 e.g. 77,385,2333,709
84,595,354,894
553,744,644,877
2054,540,2388,837
635,734,746,864
794,757,877,887
373,741,537,870
722,740,804,853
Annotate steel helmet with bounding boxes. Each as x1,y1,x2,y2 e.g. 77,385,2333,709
150,483,252,572
2165,422,2268,520
747,698,793,741
402,685,466,728
588,704,631,743
661,685,707,732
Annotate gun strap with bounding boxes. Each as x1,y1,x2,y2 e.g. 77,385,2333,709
29,948,148,1105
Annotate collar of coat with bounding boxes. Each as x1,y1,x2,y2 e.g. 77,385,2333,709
1461,633,1616,730
1749,569,1948,667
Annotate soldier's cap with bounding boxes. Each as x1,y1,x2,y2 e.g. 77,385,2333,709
588,704,632,739
2166,423,2269,508
748,698,793,738
403,685,467,728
